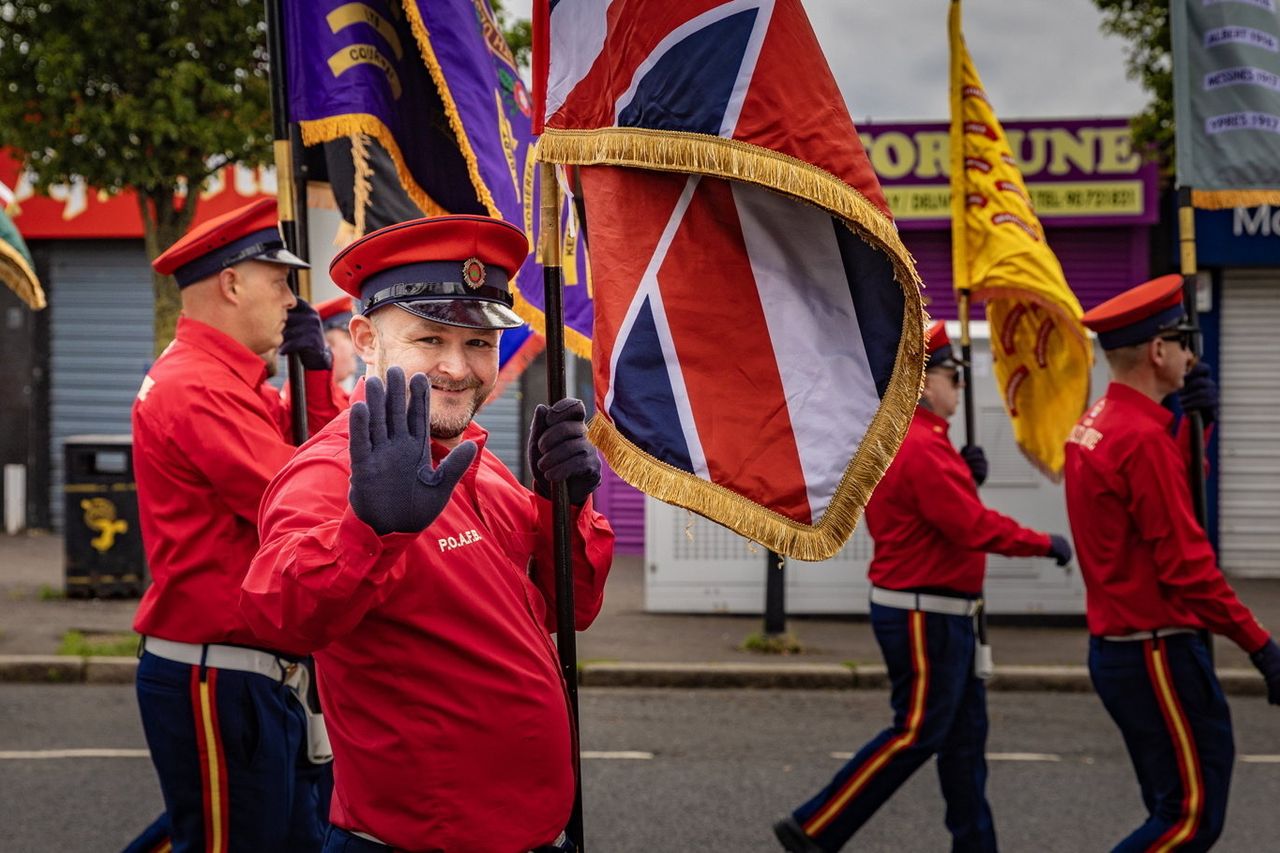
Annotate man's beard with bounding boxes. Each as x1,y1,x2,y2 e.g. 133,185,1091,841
427,374,491,440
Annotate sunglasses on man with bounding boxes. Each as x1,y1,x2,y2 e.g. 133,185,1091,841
1158,330,1194,350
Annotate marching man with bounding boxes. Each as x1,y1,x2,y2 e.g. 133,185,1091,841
242,215,614,853
1066,274,1280,850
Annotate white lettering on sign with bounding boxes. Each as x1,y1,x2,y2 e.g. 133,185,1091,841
1205,26,1280,52
1232,204,1280,236
438,529,483,552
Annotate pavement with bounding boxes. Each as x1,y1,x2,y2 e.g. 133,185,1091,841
1,530,1277,692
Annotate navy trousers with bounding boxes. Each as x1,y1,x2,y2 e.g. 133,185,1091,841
1090,634,1234,852
791,603,996,852
134,651,326,852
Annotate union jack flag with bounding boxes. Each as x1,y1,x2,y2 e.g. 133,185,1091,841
534,0,924,560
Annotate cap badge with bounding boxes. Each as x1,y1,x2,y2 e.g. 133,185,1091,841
462,257,486,290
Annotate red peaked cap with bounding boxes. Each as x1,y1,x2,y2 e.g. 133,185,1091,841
926,320,960,369
315,295,354,330
151,198,307,286
330,215,529,330
1081,274,1190,350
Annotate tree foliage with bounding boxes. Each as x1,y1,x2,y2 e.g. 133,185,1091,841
491,0,532,70
1093,0,1173,175
0,0,273,351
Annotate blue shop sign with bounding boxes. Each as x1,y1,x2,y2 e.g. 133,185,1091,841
1183,205,1280,267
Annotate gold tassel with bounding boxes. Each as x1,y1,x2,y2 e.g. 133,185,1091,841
299,114,449,218
1192,188,1280,210
350,133,373,240
399,1,502,218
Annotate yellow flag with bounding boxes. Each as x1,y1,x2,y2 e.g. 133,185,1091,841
948,0,1091,479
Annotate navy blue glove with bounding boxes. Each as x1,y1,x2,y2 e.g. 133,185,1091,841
1250,637,1280,706
960,445,988,487
528,398,600,507
1046,534,1073,567
349,366,477,535
280,298,332,371
1178,361,1218,426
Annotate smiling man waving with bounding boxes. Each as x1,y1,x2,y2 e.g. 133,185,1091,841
241,215,614,853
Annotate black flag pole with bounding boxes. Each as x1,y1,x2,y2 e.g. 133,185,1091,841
956,288,991,672
540,160,585,850
1178,186,1214,664
265,0,309,445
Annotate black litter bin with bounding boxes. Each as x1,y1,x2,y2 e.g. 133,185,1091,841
63,435,147,598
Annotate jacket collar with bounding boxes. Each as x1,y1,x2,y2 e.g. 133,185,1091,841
913,405,951,435
1104,381,1174,430
174,316,268,389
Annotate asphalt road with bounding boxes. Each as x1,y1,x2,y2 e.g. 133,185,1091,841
2,685,1278,852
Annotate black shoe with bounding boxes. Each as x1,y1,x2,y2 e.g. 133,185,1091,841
773,817,824,852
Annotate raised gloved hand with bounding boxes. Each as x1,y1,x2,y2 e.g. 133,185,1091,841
528,398,601,507
960,444,988,487
1250,637,1280,706
1046,534,1073,567
349,366,477,535
280,298,333,371
1178,361,1218,426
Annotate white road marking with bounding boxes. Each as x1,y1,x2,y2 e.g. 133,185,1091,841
582,750,654,760
831,751,1062,762
0,748,151,760
1242,755,1280,763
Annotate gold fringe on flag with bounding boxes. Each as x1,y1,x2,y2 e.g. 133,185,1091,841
401,1,502,219
541,127,925,561
298,113,449,219
1191,188,1280,210
350,132,373,240
0,238,46,310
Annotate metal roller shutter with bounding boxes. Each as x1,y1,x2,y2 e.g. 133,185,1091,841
1219,270,1280,577
48,241,155,529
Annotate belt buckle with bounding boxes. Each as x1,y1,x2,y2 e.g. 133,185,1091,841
283,661,300,683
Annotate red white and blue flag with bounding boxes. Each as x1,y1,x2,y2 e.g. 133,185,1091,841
534,0,925,560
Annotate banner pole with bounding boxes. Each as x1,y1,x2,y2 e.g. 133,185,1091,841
1178,186,1214,664
265,0,308,445
540,160,585,851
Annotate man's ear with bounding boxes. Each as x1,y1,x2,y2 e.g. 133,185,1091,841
349,314,378,363
217,267,240,305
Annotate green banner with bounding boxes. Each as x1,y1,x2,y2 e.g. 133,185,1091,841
1173,0,1280,207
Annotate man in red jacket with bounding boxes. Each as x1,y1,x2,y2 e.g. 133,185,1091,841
242,215,614,853
776,321,1072,853
1065,274,1280,851
130,198,341,852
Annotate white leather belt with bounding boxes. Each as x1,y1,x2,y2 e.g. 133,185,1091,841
142,637,295,682
1102,627,1198,642
870,586,981,617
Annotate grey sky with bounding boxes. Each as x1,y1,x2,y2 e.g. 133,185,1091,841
509,0,1150,123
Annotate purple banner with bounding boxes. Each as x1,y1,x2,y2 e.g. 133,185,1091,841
858,117,1159,229
284,0,594,358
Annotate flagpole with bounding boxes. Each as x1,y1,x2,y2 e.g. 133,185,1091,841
265,0,309,445
540,160,585,851
1177,186,1208,527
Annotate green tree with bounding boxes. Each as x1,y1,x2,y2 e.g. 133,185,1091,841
0,1,272,354
491,0,532,70
1093,0,1173,175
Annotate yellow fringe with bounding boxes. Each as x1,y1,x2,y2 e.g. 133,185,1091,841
1191,188,1280,210
0,239,46,310
539,128,925,559
537,128,920,291
589,295,922,563
350,132,373,239
299,114,449,218
400,1,502,218
511,285,593,360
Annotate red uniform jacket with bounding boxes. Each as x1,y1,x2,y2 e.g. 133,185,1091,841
866,407,1051,595
1064,382,1269,652
131,316,340,646
241,386,614,852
